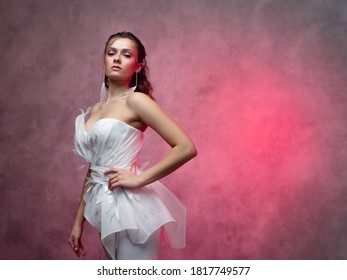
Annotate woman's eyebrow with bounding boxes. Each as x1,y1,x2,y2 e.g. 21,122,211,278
108,47,133,53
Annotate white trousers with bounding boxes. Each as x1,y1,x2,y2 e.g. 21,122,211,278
103,229,161,260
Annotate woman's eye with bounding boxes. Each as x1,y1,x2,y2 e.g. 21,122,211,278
107,52,115,56
124,54,131,58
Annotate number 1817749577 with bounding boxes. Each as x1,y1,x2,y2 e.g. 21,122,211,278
190,266,250,276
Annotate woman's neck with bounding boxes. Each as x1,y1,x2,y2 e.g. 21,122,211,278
107,80,131,99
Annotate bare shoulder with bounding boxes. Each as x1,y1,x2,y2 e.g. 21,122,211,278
126,92,168,126
127,91,154,105
126,92,157,112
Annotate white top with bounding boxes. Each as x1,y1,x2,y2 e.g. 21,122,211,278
74,106,186,259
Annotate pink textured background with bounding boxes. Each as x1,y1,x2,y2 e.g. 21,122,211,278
1,0,347,259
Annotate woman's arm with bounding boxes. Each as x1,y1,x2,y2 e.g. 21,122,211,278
105,93,197,189
67,168,90,257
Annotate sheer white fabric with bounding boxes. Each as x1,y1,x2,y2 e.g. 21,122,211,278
74,105,186,260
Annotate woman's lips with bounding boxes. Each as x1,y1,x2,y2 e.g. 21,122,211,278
111,66,121,71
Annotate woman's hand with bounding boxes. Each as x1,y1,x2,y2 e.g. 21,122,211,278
67,224,86,257
104,167,142,190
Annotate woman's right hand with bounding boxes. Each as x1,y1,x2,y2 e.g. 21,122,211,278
68,224,86,257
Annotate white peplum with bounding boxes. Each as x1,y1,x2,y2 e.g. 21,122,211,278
74,107,186,259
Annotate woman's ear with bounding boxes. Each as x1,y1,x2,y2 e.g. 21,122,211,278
136,63,143,73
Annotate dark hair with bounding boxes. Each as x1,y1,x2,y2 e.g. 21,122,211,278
103,31,154,99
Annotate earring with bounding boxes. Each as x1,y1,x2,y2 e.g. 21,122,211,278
99,80,108,106
129,72,138,92
135,72,138,89
99,75,109,106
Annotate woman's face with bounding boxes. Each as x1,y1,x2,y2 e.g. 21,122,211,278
104,37,141,85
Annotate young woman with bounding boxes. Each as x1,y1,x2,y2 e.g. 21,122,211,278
68,32,197,260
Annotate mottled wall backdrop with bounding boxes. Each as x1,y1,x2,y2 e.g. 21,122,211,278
1,0,347,259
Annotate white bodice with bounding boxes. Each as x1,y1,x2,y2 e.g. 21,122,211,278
73,107,186,260
74,107,144,170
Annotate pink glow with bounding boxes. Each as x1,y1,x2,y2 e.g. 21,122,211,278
1,0,347,260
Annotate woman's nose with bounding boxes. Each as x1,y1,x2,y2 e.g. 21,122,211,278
113,55,121,63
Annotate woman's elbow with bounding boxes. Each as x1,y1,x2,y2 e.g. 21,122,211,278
184,142,198,160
